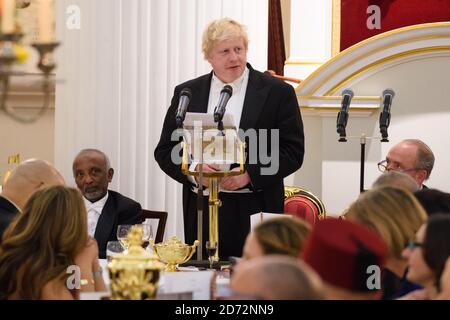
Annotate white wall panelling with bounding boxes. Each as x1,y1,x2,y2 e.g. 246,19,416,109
284,0,332,80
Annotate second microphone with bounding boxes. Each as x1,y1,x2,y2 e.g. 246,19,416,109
214,85,233,123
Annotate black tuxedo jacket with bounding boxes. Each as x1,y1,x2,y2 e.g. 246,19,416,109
94,190,142,258
154,64,304,257
0,196,19,240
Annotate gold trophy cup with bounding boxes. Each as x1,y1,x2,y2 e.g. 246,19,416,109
108,225,164,300
152,236,199,272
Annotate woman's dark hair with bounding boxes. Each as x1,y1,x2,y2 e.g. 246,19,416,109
423,214,450,291
414,189,450,216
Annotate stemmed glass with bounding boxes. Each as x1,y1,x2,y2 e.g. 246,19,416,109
116,224,133,250
106,241,124,262
205,241,218,270
142,220,154,250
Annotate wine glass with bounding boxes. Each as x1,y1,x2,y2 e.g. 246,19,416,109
116,224,133,249
106,241,124,262
142,220,154,250
205,241,218,270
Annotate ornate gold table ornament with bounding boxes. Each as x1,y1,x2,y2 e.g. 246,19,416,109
108,225,164,300
2,154,20,186
152,236,199,272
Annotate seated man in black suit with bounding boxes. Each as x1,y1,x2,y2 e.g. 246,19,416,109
0,159,65,239
72,149,142,258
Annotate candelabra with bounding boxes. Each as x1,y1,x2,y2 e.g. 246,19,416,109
0,29,59,123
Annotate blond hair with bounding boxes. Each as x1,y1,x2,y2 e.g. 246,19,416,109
345,186,427,259
202,17,248,59
0,186,88,299
254,217,311,257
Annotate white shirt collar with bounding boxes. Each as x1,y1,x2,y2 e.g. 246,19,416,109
83,191,109,214
211,66,249,94
0,194,22,213
208,67,250,129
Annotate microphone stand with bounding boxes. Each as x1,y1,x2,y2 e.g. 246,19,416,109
337,89,392,193
360,134,367,193
179,119,204,260
217,120,225,136
196,126,204,261
340,133,387,193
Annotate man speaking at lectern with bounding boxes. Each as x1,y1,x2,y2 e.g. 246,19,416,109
154,18,304,259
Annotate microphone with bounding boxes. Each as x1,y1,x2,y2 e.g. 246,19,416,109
336,88,354,142
175,88,192,128
214,85,233,123
379,89,395,142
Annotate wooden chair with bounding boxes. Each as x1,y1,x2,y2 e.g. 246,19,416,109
141,209,168,243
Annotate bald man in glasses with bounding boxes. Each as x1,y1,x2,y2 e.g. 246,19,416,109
379,139,434,189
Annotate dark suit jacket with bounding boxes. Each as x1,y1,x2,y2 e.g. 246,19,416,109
154,64,304,257
94,190,142,258
0,196,19,240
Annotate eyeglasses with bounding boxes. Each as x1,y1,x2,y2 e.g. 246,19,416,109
407,240,424,250
377,160,420,174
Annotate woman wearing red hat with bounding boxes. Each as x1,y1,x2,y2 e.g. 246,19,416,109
302,218,388,300
345,186,427,299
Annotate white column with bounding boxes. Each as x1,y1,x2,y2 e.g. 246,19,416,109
55,0,268,241
284,0,334,208
284,0,333,80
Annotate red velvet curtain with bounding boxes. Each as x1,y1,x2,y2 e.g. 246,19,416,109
268,0,286,76
341,0,450,51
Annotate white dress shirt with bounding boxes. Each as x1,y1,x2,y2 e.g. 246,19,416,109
207,66,249,129
188,67,251,194
84,191,109,238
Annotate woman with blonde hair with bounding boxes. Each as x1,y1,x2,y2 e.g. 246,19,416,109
0,186,105,299
345,186,427,299
242,216,311,260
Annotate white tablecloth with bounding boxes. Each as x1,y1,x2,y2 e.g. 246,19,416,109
80,259,230,300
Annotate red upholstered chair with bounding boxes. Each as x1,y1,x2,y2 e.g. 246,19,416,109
284,186,326,225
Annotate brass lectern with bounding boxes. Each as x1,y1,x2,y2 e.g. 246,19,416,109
181,113,245,261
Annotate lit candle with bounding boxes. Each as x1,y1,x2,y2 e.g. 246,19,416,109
38,0,55,42
1,0,15,34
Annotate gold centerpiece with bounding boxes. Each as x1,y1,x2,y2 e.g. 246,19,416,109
152,236,199,272
2,154,20,185
108,225,164,300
